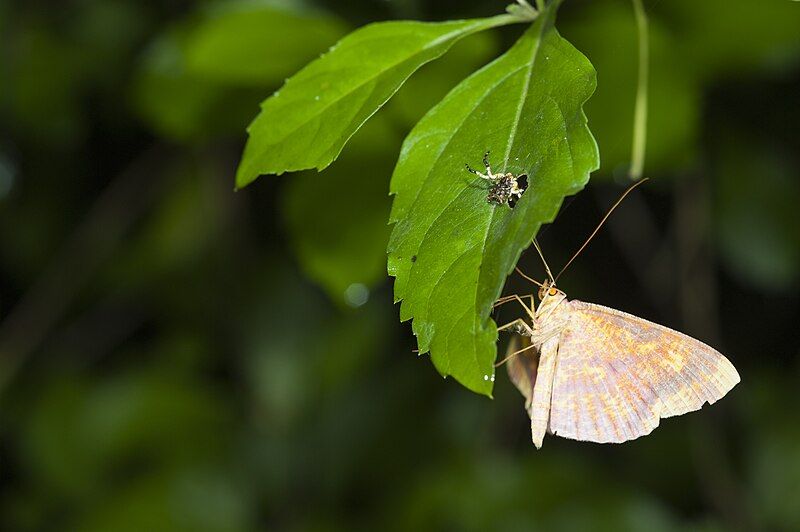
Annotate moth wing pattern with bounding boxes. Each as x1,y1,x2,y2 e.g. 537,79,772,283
548,300,740,444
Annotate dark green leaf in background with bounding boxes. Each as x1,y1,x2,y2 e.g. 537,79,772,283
563,3,698,176
133,29,254,142
235,13,526,186
282,118,399,305
184,2,348,87
387,2,599,395
133,1,345,142
662,0,800,80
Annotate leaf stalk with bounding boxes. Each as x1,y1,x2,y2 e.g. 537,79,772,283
507,0,540,21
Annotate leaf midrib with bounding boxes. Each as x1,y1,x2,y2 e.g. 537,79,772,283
394,62,529,242
463,18,547,381
414,24,546,376
474,21,545,312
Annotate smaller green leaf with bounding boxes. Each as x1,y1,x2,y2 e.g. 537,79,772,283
235,13,522,188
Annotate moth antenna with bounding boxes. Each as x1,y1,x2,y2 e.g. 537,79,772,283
555,178,649,281
494,342,537,367
514,267,543,288
532,238,555,285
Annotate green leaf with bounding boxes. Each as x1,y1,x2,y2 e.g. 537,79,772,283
133,29,261,142
184,2,348,86
387,2,598,395
282,118,398,304
235,13,523,188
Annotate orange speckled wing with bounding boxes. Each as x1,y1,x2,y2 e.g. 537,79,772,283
549,301,740,444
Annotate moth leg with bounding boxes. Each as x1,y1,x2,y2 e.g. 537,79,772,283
497,318,534,337
495,337,538,367
495,294,536,321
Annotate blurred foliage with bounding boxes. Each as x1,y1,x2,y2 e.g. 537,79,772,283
282,117,398,304
184,2,348,87
1,0,799,530
565,2,699,176
713,132,800,291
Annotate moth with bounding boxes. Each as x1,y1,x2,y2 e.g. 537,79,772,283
496,183,740,449
466,151,528,208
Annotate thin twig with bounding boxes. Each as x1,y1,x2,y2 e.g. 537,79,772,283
630,0,649,180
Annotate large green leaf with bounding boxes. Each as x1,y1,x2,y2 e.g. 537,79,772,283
235,13,526,188
387,1,598,395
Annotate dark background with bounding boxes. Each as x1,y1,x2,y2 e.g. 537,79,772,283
1,0,799,530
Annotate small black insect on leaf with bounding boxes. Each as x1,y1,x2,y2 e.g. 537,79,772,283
465,151,527,208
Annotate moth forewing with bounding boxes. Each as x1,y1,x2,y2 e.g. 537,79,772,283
546,299,740,444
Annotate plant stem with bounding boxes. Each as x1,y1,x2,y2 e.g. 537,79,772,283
630,0,649,180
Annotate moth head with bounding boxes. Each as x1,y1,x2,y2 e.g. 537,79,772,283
538,279,565,302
